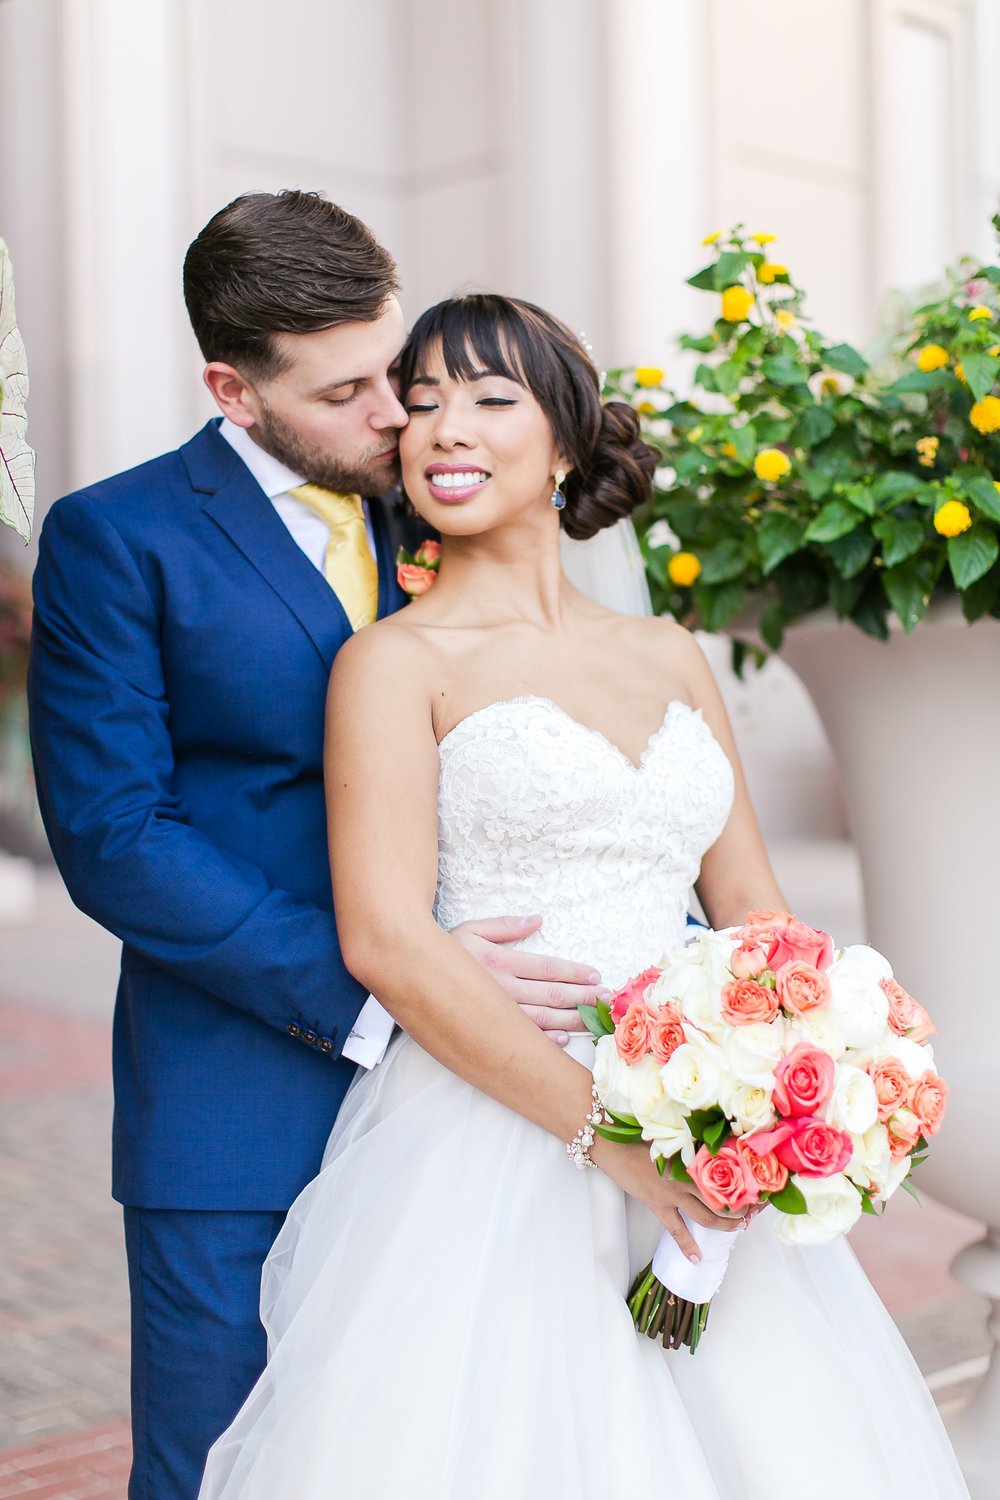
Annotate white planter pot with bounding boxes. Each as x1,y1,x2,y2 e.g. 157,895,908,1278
779,602,1000,1493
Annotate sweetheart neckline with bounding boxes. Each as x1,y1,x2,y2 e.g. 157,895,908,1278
436,694,701,774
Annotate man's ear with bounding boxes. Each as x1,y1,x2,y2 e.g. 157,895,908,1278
203,362,260,429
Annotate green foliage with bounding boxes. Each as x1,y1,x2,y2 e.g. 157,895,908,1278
608,227,1000,649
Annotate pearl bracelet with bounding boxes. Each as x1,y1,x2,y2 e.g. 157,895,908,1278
566,1083,606,1170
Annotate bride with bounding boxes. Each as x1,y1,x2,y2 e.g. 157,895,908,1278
199,294,968,1498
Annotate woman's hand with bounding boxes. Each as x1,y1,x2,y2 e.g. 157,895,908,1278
593,1139,745,1261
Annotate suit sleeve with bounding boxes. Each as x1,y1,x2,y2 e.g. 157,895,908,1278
28,496,365,1053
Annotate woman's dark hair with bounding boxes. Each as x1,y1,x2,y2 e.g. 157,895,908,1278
183,190,399,380
396,294,657,541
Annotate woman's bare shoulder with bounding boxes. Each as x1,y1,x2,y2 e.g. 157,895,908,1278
329,611,438,711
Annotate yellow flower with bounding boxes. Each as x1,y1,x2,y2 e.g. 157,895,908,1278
637,400,658,416
821,376,842,397
968,306,993,321
721,442,738,459
753,448,792,483
954,362,966,385
668,552,702,587
970,395,1000,434
634,366,665,388
721,285,754,322
688,425,704,442
702,231,721,246
753,233,777,244
915,436,939,467
915,343,949,373
758,263,788,284
933,500,972,537
775,309,797,330
989,345,1000,357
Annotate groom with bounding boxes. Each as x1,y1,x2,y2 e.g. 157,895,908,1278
28,190,601,1500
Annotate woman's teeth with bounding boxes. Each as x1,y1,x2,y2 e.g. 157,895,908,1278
430,471,488,488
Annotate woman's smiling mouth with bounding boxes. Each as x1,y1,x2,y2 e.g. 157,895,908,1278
424,465,491,501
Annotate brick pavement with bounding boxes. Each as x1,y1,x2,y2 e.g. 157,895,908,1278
0,871,991,1496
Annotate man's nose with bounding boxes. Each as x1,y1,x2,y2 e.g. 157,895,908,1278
371,385,409,430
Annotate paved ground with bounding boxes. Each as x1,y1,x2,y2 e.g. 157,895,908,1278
0,865,991,1497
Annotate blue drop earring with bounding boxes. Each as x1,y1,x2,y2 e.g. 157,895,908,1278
551,469,567,510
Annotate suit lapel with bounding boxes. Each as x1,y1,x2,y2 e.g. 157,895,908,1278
368,494,409,619
185,424,352,670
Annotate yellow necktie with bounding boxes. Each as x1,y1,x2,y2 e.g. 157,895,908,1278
289,484,379,631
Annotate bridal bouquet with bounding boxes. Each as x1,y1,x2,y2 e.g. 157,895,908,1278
583,911,947,1352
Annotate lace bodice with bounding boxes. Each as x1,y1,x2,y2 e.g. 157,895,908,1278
434,696,735,987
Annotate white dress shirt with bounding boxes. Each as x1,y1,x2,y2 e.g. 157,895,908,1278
217,416,394,1068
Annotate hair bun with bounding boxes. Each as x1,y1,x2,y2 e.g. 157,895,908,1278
563,401,657,542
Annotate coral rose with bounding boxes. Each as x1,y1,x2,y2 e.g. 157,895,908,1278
767,918,834,974
753,1117,853,1178
648,1003,686,1065
609,966,662,1025
772,1043,835,1118
396,563,436,597
414,539,442,566
737,1136,789,1195
720,977,779,1027
908,1072,948,1135
614,1001,652,1065
867,1057,912,1123
775,960,830,1016
688,1142,760,1214
730,940,769,979
887,1106,923,1160
740,908,792,946
881,977,936,1044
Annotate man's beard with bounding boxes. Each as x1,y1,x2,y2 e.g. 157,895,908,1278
254,400,401,494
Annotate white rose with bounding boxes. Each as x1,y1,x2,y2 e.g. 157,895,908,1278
651,960,718,1033
719,1077,776,1134
786,1006,846,1061
592,1035,635,1118
827,1064,878,1135
846,1122,891,1193
626,1053,672,1120
691,926,742,990
723,1018,785,1088
771,1172,863,1246
637,1098,693,1161
880,1153,912,1203
661,1038,721,1111
886,1034,935,1079
827,946,892,1049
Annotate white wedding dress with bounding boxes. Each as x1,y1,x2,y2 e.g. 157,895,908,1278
200,695,968,1499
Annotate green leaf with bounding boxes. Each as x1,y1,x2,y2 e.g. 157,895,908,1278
759,601,786,651
699,537,747,584
703,1117,731,1155
825,529,875,579
730,422,757,465
715,250,750,287
679,333,718,354
596,998,614,1032
961,353,1000,403
873,516,926,568
792,404,836,448
824,342,868,377
871,471,925,506
804,499,862,543
594,1121,643,1143
884,558,934,632
964,472,1000,523
757,511,807,575
829,573,865,618
887,369,950,395
668,1155,693,1184
769,1179,808,1215
687,262,718,291
695,581,746,631
714,358,743,398
655,1154,667,1176
578,1004,612,1039
949,522,1000,589
842,483,877,517
898,1174,921,1204
851,579,890,640
859,1189,878,1215
961,564,1000,620
761,354,806,388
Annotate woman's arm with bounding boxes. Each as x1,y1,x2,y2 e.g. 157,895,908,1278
325,624,741,1257
675,630,788,927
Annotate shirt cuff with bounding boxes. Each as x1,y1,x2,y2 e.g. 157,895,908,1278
341,994,395,1068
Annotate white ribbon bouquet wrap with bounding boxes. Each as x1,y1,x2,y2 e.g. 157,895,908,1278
584,917,946,1353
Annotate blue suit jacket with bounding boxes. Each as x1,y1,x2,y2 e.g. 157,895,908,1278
29,419,419,1209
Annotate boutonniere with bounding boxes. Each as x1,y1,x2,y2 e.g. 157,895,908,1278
396,540,441,597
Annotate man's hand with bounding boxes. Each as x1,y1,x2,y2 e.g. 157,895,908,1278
450,914,605,1044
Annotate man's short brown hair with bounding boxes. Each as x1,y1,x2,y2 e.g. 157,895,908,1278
182,190,399,380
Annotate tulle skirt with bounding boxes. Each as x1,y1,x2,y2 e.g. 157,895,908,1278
199,1035,969,1499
